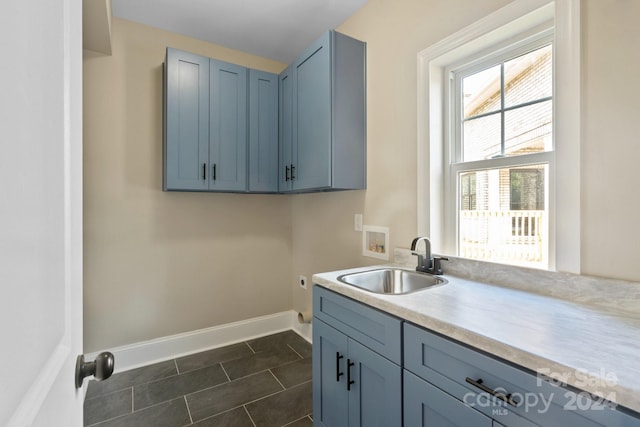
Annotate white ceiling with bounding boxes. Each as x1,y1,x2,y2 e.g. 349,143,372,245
111,0,369,64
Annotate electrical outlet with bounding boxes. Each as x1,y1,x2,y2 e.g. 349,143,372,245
299,275,307,290
354,213,363,231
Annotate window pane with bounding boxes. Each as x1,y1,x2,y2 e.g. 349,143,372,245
463,65,501,119
460,173,477,210
458,165,548,269
463,113,501,161
504,100,552,156
504,45,552,107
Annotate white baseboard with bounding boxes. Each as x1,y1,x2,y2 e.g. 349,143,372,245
85,310,313,373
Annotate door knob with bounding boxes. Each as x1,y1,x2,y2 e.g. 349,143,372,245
75,352,115,388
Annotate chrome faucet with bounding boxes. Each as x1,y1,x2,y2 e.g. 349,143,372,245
410,237,448,275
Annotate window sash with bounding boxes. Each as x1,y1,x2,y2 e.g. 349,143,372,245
445,32,554,262
448,31,554,165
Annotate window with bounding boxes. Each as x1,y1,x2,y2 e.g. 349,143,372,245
450,38,553,268
417,0,582,273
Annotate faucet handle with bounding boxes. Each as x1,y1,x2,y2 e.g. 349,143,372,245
432,257,449,275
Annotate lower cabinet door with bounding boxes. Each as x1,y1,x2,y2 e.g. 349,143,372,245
404,370,492,427
348,339,401,427
313,319,349,427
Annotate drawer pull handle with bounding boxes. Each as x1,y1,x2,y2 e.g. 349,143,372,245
285,165,290,181
290,164,296,180
347,359,355,391
336,352,344,382
465,377,519,407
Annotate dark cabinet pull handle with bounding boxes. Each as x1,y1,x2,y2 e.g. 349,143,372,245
285,165,290,181
202,163,207,180
290,164,296,180
347,359,355,390
465,377,519,407
212,163,217,181
336,352,344,382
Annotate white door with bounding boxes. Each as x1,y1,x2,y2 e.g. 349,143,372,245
0,0,84,425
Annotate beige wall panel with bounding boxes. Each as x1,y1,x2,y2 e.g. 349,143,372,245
83,18,291,352
581,0,640,282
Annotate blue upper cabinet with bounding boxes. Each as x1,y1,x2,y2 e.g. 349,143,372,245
164,49,248,192
292,31,332,191
278,65,294,192
280,30,367,193
166,48,277,193
165,29,367,195
209,59,248,192
163,48,210,191
248,69,278,193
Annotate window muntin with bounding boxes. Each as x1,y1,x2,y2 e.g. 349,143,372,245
459,43,553,163
450,37,553,269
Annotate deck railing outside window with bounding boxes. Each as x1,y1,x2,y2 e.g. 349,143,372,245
459,210,547,267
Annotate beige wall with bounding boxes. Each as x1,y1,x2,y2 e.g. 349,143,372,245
85,0,640,352
581,0,640,281
83,18,291,353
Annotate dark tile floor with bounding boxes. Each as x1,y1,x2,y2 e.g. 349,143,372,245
84,331,313,427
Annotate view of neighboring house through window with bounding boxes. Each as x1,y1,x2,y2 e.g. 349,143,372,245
452,39,552,268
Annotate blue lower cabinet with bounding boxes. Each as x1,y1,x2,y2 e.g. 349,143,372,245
404,370,492,427
348,338,401,427
312,287,640,427
313,319,349,427
313,319,401,427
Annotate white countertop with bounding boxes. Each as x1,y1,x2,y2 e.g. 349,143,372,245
312,265,640,414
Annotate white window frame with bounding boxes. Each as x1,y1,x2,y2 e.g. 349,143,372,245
447,30,554,268
417,0,581,273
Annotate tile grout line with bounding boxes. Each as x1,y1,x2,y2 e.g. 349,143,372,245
245,341,257,354
84,386,135,427
287,344,304,359
244,405,258,427
184,395,193,425
220,362,232,383
268,369,287,391
186,382,312,427
174,358,181,375
282,414,314,427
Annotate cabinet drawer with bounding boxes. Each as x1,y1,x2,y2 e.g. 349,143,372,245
404,323,637,427
404,370,493,427
313,286,401,364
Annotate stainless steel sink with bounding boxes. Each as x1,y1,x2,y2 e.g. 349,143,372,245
337,268,447,295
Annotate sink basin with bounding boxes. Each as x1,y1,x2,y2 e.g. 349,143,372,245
337,268,447,295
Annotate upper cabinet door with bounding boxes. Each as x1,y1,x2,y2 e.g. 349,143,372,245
292,31,332,191
278,65,294,192
164,48,210,191
248,69,278,193
280,30,366,193
209,59,247,192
